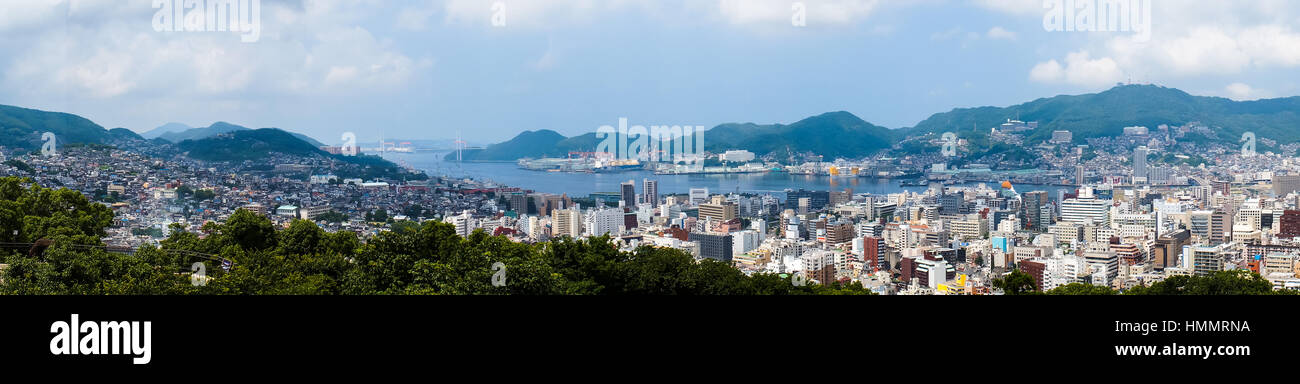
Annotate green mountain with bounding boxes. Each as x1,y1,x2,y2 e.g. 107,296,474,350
178,128,330,162
452,111,897,161
905,84,1300,145
107,128,144,142
705,111,894,159
460,85,1300,162
159,121,325,146
177,128,423,180
451,130,569,161
0,104,111,151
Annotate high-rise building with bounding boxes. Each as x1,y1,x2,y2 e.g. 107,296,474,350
552,208,582,238
584,207,623,237
1083,244,1119,286
699,201,739,222
825,220,855,244
1212,180,1231,198
690,232,733,262
1133,146,1149,184
1191,245,1227,276
829,189,854,208
864,236,884,272
1075,165,1086,186
732,230,761,256
939,192,963,214
1019,259,1047,292
689,188,709,205
1274,174,1300,197
1280,210,1300,239
1152,229,1189,270
642,179,659,208
1021,191,1050,232
620,180,636,208
1211,210,1235,244
786,189,830,211
1060,198,1110,225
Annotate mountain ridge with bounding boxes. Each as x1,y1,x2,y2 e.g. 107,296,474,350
456,85,1300,162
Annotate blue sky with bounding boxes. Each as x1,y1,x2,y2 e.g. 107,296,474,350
1,0,1298,144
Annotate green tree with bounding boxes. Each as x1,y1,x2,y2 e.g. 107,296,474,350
1125,270,1287,295
992,269,1038,295
1045,283,1115,295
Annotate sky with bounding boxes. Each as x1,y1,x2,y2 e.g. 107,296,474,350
1,0,1298,145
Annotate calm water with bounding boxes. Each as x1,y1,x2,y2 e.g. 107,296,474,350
382,151,1073,199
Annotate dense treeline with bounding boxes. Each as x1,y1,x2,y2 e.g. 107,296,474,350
0,177,870,295
994,268,1297,296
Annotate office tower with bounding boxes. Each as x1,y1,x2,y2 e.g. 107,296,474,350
1212,180,1231,198
825,220,855,244
786,189,830,211
829,189,854,207
940,192,963,214
552,208,582,238
1274,174,1300,197
1083,244,1119,286
689,188,709,205
1018,260,1047,292
1154,229,1190,270
507,192,528,213
752,219,767,241
690,232,733,262
1133,146,1149,184
1075,165,1086,186
699,201,739,222
864,237,884,272
732,230,761,256
1191,245,1227,276
1210,210,1234,244
1021,191,1049,232
1279,210,1300,239
642,179,659,208
584,207,623,237
620,180,636,208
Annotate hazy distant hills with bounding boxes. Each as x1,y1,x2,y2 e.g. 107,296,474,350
455,84,1300,162
140,122,192,139
149,121,326,146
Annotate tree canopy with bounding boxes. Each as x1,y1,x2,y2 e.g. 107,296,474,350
0,177,872,295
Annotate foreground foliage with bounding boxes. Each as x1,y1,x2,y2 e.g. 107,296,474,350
0,177,870,295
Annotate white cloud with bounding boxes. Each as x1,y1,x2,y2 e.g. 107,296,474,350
972,0,1041,15
437,0,882,29
2,0,427,102
1029,60,1064,83
999,0,1300,80
443,0,661,27
0,0,66,31
397,1,439,31
986,26,1017,40
1029,51,1125,88
1223,82,1271,101
717,0,880,26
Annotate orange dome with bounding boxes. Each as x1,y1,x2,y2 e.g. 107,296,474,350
1001,181,1013,190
